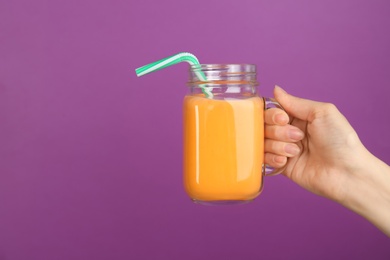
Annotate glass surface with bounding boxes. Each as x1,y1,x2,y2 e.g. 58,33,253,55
183,64,265,205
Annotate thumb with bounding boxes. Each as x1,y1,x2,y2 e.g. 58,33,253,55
273,85,323,122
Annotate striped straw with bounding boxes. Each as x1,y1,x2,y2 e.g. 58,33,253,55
135,52,213,98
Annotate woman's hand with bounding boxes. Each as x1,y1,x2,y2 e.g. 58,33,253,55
264,86,390,237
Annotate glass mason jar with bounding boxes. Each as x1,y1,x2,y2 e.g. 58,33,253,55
183,64,281,205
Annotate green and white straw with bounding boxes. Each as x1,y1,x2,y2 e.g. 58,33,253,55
135,52,213,98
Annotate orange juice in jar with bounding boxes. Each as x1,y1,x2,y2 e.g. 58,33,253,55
183,64,279,205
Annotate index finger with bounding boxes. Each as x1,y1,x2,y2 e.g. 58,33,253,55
264,108,289,126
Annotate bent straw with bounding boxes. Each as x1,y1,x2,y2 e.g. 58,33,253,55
135,52,213,98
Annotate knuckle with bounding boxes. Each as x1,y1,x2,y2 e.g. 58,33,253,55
310,102,338,121
266,139,284,154
265,125,277,138
323,102,338,112
266,124,291,141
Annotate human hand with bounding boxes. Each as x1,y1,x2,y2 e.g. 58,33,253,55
265,86,390,236
264,86,367,201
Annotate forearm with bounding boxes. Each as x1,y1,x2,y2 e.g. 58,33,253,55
342,150,390,237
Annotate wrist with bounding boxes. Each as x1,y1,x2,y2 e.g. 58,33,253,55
341,148,390,236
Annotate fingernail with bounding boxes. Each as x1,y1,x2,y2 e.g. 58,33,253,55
275,113,289,125
288,129,304,141
285,144,300,156
275,85,287,94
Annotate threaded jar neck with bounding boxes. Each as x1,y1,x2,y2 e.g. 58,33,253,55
187,64,258,98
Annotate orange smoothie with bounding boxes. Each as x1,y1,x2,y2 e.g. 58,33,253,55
183,95,264,202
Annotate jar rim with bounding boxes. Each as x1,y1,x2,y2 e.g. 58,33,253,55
190,64,256,70
188,64,258,87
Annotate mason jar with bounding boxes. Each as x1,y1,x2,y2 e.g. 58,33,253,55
183,64,281,205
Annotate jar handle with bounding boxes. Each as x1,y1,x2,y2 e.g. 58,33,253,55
263,97,289,176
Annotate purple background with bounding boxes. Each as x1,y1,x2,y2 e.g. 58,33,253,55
1,0,389,259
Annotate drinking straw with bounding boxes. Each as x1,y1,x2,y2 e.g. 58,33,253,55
135,52,213,98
